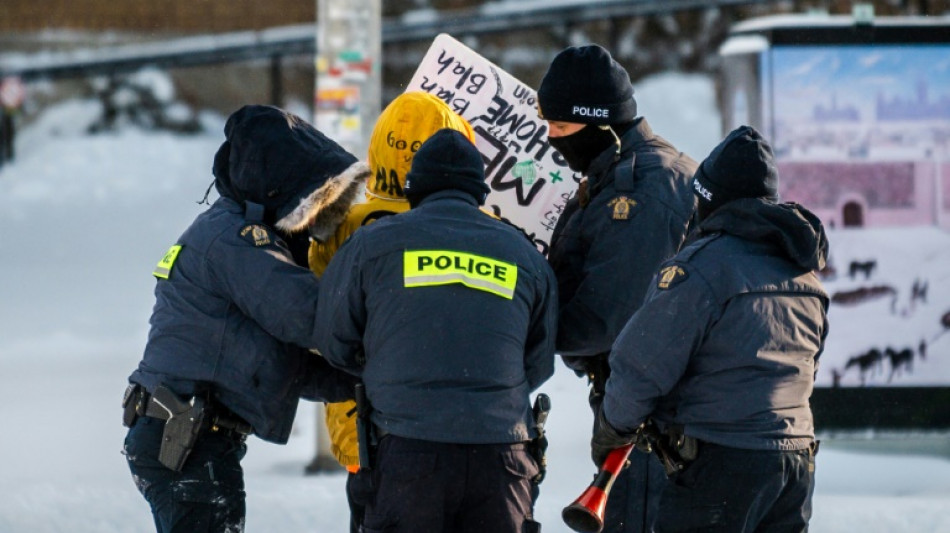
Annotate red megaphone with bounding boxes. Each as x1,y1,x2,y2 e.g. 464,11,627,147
561,443,634,533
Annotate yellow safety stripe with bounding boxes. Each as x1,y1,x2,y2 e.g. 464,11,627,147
153,244,183,279
404,250,517,299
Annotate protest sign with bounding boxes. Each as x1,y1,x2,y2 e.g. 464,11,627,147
406,33,579,255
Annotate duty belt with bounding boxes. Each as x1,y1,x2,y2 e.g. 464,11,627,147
123,383,253,439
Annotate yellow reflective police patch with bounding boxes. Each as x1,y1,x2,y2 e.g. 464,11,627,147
153,244,183,279
404,250,517,299
657,265,688,290
240,224,272,247
608,195,638,220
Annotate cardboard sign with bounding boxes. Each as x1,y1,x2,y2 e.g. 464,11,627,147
406,34,579,255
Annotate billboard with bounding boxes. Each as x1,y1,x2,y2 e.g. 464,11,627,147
762,45,950,390
720,24,950,408
769,45,950,231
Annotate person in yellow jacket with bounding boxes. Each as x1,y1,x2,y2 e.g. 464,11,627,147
307,91,475,533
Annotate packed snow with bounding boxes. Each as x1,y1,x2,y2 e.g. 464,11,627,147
1,72,949,532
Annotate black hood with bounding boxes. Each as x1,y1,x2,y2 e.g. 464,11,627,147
212,105,369,232
695,198,829,271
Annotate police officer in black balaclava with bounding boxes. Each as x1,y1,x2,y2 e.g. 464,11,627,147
537,44,699,533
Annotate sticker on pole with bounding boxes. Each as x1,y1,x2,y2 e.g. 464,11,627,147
405,34,579,255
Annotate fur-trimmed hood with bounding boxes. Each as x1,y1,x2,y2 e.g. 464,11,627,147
280,160,368,235
212,104,369,233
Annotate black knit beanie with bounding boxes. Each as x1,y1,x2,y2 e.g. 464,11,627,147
537,45,637,125
404,128,489,208
692,125,779,216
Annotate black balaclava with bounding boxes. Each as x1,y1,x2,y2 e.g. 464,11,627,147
548,125,620,173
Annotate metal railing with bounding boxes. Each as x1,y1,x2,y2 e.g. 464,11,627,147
0,0,770,82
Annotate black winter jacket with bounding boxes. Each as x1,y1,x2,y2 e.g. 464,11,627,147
548,118,697,359
129,105,368,444
130,197,357,443
314,190,558,444
604,199,830,450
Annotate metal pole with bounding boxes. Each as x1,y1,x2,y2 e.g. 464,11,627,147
307,0,381,475
314,0,381,160
269,54,284,107
305,404,340,474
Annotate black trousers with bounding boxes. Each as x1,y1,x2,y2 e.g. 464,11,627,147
654,443,816,533
123,416,248,533
347,469,375,533
362,435,539,533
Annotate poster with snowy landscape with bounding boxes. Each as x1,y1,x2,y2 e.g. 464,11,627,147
762,45,950,388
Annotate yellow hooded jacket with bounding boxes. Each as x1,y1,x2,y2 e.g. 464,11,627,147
309,91,475,470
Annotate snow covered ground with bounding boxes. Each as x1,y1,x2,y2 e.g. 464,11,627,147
1,73,949,532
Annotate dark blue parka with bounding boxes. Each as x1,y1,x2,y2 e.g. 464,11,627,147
548,118,697,360
604,199,830,450
314,189,558,444
129,105,369,444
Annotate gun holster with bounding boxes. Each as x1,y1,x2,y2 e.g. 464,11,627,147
354,383,377,472
587,354,611,396
528,393,551,485
639,421,699,477
122,383,147,428
151,386,208,472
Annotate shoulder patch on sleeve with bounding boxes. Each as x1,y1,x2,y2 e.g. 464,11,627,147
607,195,640,221
153,244,183,279
239,224,273,247
657,264,689,290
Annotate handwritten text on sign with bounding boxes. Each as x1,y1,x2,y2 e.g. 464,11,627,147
406,34,579,255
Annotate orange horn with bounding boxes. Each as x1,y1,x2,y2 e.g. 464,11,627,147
562,444,634,533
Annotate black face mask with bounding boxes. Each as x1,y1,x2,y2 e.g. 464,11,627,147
696,200,716,223
548,125,618,173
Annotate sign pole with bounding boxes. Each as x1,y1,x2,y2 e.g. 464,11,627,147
307,0,381,475
314,0,381,160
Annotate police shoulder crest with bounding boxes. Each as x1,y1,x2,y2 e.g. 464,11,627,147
607,195,638,220
657,264,689,290
240,224,273,247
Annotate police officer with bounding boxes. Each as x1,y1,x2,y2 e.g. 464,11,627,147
307,91,476,533
592,126,829,532
315,128,558,533
122,105,367,533
537,44,698,532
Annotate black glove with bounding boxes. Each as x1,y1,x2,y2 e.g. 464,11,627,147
561,354,594,377
591,403,637,467
561,353,609,380
299,352,360,403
